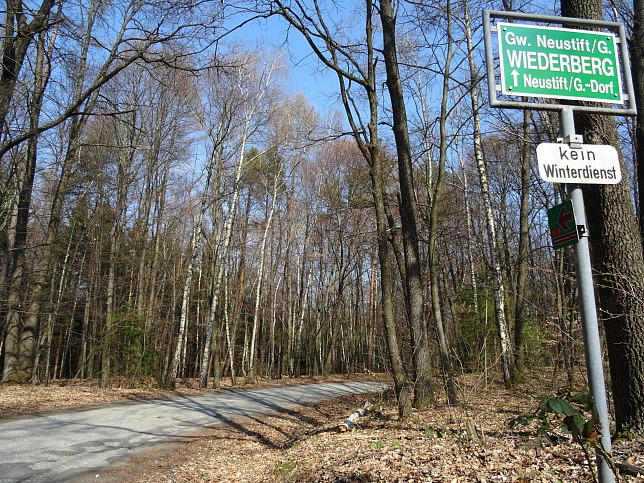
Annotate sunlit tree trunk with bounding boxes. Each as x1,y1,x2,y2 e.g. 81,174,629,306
561,0,644,439
513,106,532,381
289,227,311,376
633,0,644,240
463,1,513,387
199,128,250,388
102,126,137,387
272,0,413,415
2,20,55,383
248,171,281,382
0,0,55,132
166,213,203,387
379,0,434,408
427,0,456,405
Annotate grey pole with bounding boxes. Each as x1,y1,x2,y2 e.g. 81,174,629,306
560,107,614,483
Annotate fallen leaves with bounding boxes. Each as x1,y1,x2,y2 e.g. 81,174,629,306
1,371,643,482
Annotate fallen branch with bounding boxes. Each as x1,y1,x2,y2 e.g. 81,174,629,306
337,398,375,432
553,451,644,479
615,461,644,478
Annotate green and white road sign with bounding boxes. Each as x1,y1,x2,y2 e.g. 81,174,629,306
498,23,622,103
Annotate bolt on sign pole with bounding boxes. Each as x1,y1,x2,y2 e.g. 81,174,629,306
560,107,614,483
484,10,638,483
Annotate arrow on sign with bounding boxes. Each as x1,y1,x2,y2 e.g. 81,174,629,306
511,69,519,86
548,200,578,249
558,205,574,231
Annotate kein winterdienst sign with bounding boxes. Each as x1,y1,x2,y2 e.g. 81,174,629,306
536,143,622,184
498,23,622,103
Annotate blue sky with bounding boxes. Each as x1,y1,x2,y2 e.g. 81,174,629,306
225,12,340,115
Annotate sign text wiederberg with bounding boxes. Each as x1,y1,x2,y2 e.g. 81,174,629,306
498,23,622,103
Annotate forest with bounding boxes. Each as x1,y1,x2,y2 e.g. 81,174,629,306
1,0,643,438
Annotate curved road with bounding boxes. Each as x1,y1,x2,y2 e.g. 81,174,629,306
0,381,387,482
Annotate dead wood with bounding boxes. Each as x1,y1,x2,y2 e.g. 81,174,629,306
465,418,480,442
615,461,644,478
337,398,375,432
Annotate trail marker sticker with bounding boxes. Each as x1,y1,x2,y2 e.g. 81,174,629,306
548,200,579,249
498,23,622,103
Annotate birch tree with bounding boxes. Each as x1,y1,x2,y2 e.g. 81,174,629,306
462,0,513,387
247,152,282,382
198,51,283,388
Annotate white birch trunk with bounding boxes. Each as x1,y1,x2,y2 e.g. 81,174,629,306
464,5,513,386
166,215,202,387
223,274,236,385
457,151,479,315
198,118,252,388
199,58,282,387
247,174,280,382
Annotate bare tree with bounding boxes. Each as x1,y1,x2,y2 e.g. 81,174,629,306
0,0,56,134
2,0,225,383
270,0,420,416
378,0,435,408
197,51,283,388
462,0,513,387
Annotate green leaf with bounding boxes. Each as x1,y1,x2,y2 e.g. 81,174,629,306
563,414,585,435
423,428,435,440
559,400,578,417
508,416,530,428
572,391,594,411
537,426,553,441
547,398,565,414
583,421,598,440
546,398,577,417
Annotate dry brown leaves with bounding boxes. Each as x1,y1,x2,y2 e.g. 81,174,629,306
0,374,371,420
2,372,643,483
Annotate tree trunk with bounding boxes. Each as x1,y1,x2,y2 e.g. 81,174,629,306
379,0,434,409
426,0,456,405
0,0,55,132
199,135,247,388
248,172,280,382
199,55,278,387
562,0,644,440
2,24,53,383
13,120,81,383
513,107,532,381
166,218,201,388
102,137,136,387
464,2,513,387
633,0,644,240
273,0,413,416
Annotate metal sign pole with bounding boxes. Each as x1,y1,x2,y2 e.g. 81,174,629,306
482,12,632,480
560,107,614,483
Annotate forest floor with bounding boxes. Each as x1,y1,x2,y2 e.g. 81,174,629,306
1,370,643,482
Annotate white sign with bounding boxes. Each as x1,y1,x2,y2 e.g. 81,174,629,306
536,143,621,184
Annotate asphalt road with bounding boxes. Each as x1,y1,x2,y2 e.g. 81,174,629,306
0,380,387,482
